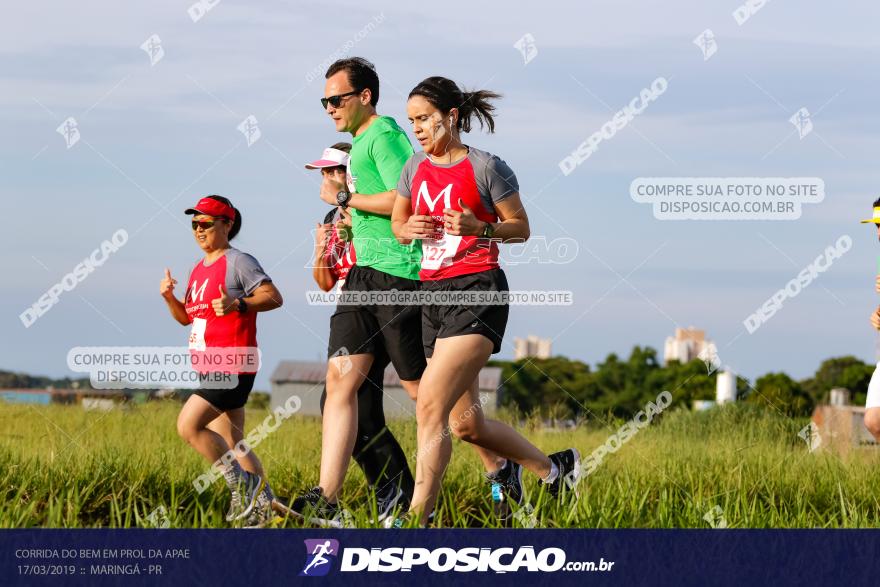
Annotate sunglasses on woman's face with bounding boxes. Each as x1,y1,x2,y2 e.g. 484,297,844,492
320,90,361,110
191,220,216,231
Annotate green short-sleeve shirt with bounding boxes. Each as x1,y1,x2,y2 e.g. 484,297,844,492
349,116,421,280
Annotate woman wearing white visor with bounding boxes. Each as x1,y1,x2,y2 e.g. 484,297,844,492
301,143,416,523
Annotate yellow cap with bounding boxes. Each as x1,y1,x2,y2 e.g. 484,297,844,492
860,206,880,223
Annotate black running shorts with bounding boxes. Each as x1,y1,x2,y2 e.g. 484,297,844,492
327,264,426,382
421,268,509,358
194,372,256,411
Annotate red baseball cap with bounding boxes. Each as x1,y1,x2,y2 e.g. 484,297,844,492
185,197,236,221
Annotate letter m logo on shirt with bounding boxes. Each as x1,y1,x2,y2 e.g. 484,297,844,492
415,181,454,213
190,279,209,302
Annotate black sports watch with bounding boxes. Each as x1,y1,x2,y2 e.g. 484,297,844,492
480,222,495,238
336,190,352,208
236,297,248,313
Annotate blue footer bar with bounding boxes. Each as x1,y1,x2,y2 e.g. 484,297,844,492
1,529,875,586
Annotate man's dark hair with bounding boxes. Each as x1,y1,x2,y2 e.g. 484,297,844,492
326,57,379,107
873,196,880,208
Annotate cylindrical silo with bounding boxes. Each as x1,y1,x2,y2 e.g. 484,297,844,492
716,370,736,404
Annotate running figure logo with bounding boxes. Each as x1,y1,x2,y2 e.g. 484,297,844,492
299,539,339,577
513,33,538,65
789,107,813,139
693,29,717,61
237,115,262,147
140,34,164,66
56,117,80,149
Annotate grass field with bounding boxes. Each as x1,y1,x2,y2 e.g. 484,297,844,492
2,401,880,528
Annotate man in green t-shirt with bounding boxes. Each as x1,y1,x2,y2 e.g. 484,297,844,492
328,113,421,279
282,58,424,526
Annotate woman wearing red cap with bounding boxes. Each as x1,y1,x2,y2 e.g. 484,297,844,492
160,194,283,527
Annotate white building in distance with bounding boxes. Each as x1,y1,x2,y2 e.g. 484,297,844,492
514,335,552,360
664,327,715,366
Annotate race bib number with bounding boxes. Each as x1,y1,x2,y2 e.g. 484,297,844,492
188,317,207,351
421,234,461,270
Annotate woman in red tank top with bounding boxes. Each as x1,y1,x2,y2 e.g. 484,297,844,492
160,195,284,527
391,78,581,526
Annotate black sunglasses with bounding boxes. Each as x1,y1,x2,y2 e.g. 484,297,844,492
191,219,216,230
320,90,361,110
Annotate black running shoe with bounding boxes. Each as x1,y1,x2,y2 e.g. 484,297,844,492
275,487,344,528
486,460,524,523
374,485,407,524
545,448,581,498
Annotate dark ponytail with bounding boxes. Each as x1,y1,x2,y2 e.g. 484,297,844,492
408,76,501,134
205,194,242,240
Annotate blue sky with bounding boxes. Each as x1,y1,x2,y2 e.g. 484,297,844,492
2,0,880,391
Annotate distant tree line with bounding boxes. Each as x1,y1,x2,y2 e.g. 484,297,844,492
489,348,875,420
4,350,875,419
0,370,92,390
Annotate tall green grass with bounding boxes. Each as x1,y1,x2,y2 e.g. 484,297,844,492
1,401,879,528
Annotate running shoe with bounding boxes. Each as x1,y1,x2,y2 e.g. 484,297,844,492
374,485,407,524
241,501,278,528
225,484,242,523
259,480,276,514
382,510,434,528
241,482,278,528
275,487,345,528
226,472,265,522
383,514,406,529
545,448,582,498
486,460,524,523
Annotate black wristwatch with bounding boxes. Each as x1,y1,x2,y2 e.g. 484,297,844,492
236,297,248,313
336,190,352,208
480,222,495,238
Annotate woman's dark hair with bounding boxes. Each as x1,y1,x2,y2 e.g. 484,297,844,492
205,195,241,240
873,196,880,208
408,76,501,134
326,57,379,106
